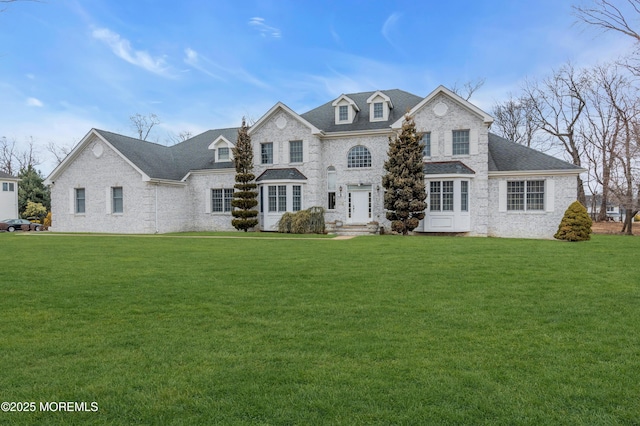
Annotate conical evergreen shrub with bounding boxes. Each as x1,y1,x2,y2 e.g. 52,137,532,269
554,200,592,241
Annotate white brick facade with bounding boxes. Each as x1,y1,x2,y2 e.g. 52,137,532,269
46,87,582,238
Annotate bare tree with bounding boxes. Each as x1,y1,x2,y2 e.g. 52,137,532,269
450,78,486,101
130,113,160,141
46,140,74,166
492,93,541,147
523,63,589,205
608,91,640,234
574,0,640,42
580,63,628,221
165,130,193,145
16,137,40,170
0,136,17,174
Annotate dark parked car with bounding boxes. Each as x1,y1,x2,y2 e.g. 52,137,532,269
0,219,43,232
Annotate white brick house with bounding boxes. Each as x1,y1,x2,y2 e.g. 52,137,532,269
45,86,584,238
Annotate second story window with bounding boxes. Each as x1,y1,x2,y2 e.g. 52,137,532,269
452,130,470,156
347,146,371,168
422,132,431,157
289,140,303,163
261,142,273,164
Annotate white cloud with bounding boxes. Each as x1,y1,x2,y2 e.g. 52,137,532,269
183,48,269,89
382,12,402,46
26,97,44,107
248,17,281,38
92,27,173,77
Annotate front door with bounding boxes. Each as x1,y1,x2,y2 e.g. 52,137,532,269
348,187,371,223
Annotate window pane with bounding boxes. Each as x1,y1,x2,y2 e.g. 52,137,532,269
328,192,336,210
2,182,6,191
373,102,383,118
278,185,287,212
218,147,229,161
224,188,234,212
339,105,348,121
290,140,303,163
430,181,441,211
268,186,277,212
527,180,545,210
76,188,85,214
327,168,336,191
347,146,371,168
442,181,454,211
212,189,223,212
423,132,431,157
112,187,123,213
507,181,524,211
452,130,470,155
293,185,301,211
261,143,273,164
461,181,468,212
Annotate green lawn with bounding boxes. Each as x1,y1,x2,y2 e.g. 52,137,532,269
0,233,638,425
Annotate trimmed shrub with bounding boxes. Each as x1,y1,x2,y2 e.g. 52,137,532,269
554,201,592,241
277,207,325,234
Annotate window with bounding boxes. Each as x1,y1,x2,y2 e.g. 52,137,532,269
212,188,234,212
268,186,277,212
347,146,371,168
327,166,336,210
339,105,348,121
507,180,544,211
2,182,14,191
289,140,303,163
278,185,287,212
452,130,470,155
430,181,454,211
461,181,469,212
293,185,301,211
261,142,273,164
218,147,230,161
373,102,383,119
422,132,431,157
75,188,85,214
112,187,123,214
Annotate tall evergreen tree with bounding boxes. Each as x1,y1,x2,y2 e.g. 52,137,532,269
18,165,50,216
231,118,259,231
382,115,427,235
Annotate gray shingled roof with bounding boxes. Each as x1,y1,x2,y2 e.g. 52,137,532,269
95,128,237,180
301,89,423,132
256,168,307,181
0,171,18,179
424,161,475,175
488,133,582,172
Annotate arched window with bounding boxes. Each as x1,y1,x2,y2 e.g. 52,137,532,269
347,146,371,168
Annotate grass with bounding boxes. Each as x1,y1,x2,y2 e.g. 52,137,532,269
0,232,639,425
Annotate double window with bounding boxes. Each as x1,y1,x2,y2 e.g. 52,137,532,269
347,146,372,168
212,188,234,213
75,188,86,214
507,180,545,211
261,142,273,164
2,182,15,191
452,130,470,156
266,185,302,212
289,140,303,163
429,180,470,212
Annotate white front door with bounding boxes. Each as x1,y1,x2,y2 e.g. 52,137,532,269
348,189,371,223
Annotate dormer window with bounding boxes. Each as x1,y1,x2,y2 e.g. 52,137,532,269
366,91,393,122
332,95,359,125
373,102,383,119
218,147,230,161
208,136,234,162
339,105,348,122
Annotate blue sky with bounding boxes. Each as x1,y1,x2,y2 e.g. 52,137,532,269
0,0,634,175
